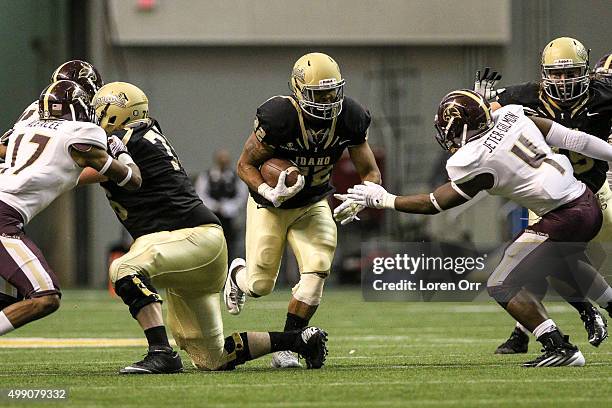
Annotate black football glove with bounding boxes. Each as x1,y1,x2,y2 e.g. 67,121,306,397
474,67,502,101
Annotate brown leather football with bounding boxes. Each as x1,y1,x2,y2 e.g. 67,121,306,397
260,158,300,187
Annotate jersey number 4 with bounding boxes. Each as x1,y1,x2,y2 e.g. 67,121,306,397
0,133,50,175
510,134,565,174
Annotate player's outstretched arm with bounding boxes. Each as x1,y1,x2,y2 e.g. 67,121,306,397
348,141,382,184
531,116,612,161
70,144,142,190
339,175,493,215
236,132,275,192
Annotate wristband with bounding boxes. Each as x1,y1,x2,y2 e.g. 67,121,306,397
98,155,113,175
429,193,443,212
257,183,273,197
118,153,135,166
117,166,133,187
382,193,397,209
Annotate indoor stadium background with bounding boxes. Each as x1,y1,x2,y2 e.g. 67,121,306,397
1,1,612,406
1,0,610,288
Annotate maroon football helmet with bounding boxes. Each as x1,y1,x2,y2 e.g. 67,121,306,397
434,89,494,151
50,60,103,98
38,80,93,122
594,53,612,77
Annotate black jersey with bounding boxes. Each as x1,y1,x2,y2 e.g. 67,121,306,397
251,95,371,209
497,80,612,192
101,119,219,239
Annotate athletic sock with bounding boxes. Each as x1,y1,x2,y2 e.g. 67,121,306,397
284,313,309,332
533,319,557,340
595,288,612,309
144,326,171,349
0,312,15,336
269,331,299,352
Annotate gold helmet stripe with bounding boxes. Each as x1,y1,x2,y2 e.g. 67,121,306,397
605,54,612,70
452,90,491,123
51,61,69,81
43,81,60,117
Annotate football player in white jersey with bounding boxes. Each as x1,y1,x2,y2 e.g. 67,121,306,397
0,80,141,340
340,89,612,367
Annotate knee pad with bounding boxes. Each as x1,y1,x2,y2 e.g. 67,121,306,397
114,275,162,319
292,273,326,306
250,278,275,297
218,332,249,371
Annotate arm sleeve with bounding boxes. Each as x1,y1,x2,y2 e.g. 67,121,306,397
545,121,612,161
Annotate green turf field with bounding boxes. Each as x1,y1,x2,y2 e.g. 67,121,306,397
0,288,610,407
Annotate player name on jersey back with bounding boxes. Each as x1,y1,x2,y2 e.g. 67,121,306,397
0,120,106,223
446,105,585,216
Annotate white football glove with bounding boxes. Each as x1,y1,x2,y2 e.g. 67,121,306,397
257,170,305,208
473,67,502,101
107,135,129,159
346,181,397,209
333,194,365,225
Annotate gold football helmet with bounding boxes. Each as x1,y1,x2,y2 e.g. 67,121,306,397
541,37,590,102
92,82,149,134
289,52,345,120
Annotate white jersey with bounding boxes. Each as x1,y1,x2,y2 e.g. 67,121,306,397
1,101,39,145
0,119,106,224
446,105,585,216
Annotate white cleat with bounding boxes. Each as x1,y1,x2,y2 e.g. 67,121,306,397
224,258,246,315
271,351,302,368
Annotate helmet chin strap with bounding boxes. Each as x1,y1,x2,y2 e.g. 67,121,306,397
460,124,468,147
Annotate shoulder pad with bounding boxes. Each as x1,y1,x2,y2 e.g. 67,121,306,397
124,118,154,132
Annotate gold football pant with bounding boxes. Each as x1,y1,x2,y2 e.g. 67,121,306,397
109,224,233,370
244,197,337,296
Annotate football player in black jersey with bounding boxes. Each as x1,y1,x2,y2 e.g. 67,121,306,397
594,52,612,82
480,37,612,353
80,82,329,373
225,52,381,368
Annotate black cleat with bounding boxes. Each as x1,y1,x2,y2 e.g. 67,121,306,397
495,327,529,354
294,327,328,369
120,346,184,374
580,306,608,347
523,333,585,367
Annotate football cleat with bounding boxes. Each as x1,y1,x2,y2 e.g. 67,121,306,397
294,327,328,369
523,334,585,367
580,305,608,347
495,327,529,354
224,258,246,315
120,347,184,374
271,351,302,368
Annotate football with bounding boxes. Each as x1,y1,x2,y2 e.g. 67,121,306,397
260,158,301,187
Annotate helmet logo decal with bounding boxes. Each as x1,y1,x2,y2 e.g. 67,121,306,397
292,67,305,83
92,92,128,108
78,67,96,81
442,105,462,122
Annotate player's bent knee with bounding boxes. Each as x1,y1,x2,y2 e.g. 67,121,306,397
114,275,162,318
31,294,61,318
250,278,275,297
292,273,326,306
